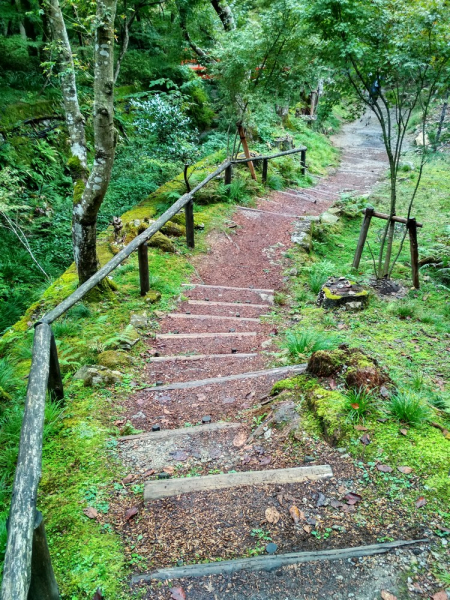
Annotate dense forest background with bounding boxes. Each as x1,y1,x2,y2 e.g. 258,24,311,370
0,0,326,333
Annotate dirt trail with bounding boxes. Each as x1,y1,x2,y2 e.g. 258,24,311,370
112,119,435,599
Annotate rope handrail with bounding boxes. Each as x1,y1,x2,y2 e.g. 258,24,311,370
0,145,307,600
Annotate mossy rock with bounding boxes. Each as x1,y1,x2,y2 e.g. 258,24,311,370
305,386,350,445
170,213,186,226
145,290,161,304
307,346,391,390
161,221,186,237
85,279,118,303
97,350,132,369
148,232,176,253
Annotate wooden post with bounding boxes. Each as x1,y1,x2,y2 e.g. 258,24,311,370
48,332,64,402
352,207,374,269
225,164,233,185
138,242,150,296
28,511,60,600
262,159,268,185
237,124,257,181
185,199,195,249
300,149,306,176
407,217,420,289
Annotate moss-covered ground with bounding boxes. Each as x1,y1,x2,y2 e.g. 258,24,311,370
275,149,450,587
0,115,337,597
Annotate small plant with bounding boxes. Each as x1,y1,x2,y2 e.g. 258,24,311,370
67,303,92,320
282,329,340,357
266,174,284,190
388,390,430,426
411,371,424,391
52,319,80,338
390,300,416,320
343,387,373,423
252,414,266,429
306,260,336,294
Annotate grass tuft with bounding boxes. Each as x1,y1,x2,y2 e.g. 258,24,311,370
343,387,373,423
388,390,430,426
283,329,340,357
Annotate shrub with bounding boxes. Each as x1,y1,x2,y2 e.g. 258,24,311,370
266,174,284,190
388,391,430,426
283,329,340,357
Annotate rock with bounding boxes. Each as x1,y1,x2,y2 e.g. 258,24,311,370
161,220,186,237
145,290,162,304
327,207,342,215
318,279,369,310
273,135,294,151
307,346,391,390
97,350,132,369
415,132,430,147
320,212,340,225
73,365,122,387
105,324,140,351
291,220,312,251
130,313,148,329
148,231,176,253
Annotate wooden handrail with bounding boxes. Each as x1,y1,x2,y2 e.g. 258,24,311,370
1,144,307,600
231,145,306,164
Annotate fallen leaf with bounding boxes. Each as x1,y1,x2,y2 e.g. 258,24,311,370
330,499,344,509
163,466,175,474
381,591,397,600
143,469,155,477
376,464,393,473
344,492,362,505
124,506,139,521
354,425,369,431
289,505,302,524
170,587,186,600
114,419,125,426
415,496,427,508
338,485,348,495
259,456,271,466
360,434,371,445
432,593,448,600
277,493,283,506
265,506,281,524
122,474,134,484
397,466,413,474
83,507,98,519
399,428,408,436
341,503,356,513
351,403,360,410
329,379,337,390
233,431,247,447
303,525,312,534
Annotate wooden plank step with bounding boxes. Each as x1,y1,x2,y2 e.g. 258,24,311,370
144,464,333,502
144,364,306,391
237,206,298,218
133,539,428,582
182,283,274,293
167,313,260,323
120,421,241,441
149,353,258,363
155,332,258,340
188,300,268,309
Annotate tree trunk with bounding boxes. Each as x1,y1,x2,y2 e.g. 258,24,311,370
435,91,449,147
210,0,235,31
176,0,212,62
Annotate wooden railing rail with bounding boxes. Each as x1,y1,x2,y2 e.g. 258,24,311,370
0,145,307,600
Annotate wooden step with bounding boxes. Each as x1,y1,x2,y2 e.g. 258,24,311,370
120,421,241,441
188,300,268,309
144,464,333,502
167,313,260,323
149,353,258,363
144,364,306,391
133,539,427,582
238,206,299,218
155,332,258,340
182,283,274,293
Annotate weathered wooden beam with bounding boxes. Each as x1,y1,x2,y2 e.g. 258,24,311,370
231,146,306,164
185,199,195,249
237,124,257,180
1,323,52,600
47,332,64,402
27,511,60,600
138,242,150,296
408,217,420,289
134,539,428,582
262,159,268,184
352,207,374,269
224,164,233,185
366,208,423,228
300,149,306,176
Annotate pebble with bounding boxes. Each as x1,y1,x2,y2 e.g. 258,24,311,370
265,543,278,554
202,416,212,424
152,424,161,432
303,456,315,463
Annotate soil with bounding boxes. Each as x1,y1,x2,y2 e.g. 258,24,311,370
110,116,449,599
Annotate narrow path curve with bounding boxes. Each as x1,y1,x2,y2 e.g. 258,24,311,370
109,119,427,599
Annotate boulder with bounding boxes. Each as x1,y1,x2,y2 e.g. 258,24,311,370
320,212,340,225
307,346,391,390
98,350,132,369
145,290,162,304
130,313,148,329
291,220,312,251
148,231,176,253
161,221,186,237
73,365,122,387
415,132,430,147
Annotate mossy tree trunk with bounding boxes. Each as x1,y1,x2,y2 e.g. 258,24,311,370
48,0,117,285
210,0,235,31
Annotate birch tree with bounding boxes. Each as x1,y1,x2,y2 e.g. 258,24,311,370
47,0,117,284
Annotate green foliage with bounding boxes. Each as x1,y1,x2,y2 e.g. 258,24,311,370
282,329,340,358
306,260,335,294
388,391,431,427
343,387,373,423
